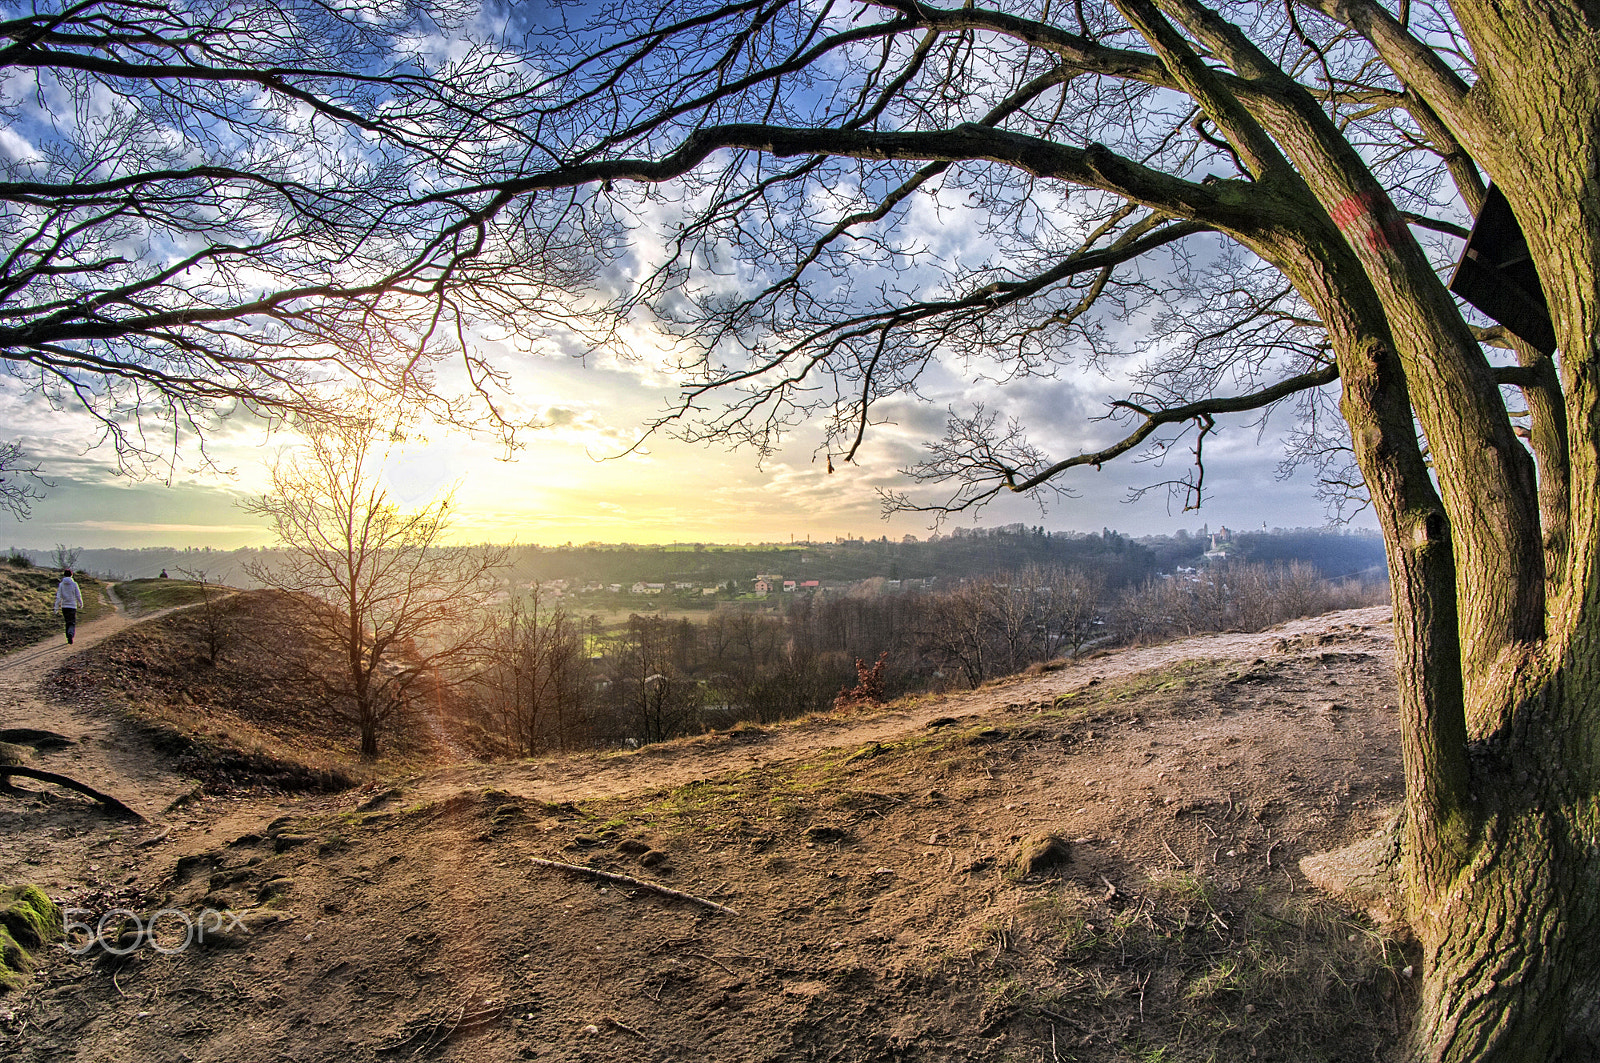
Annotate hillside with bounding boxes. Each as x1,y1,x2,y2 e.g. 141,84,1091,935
0,598,1414,1062
49,586,441,788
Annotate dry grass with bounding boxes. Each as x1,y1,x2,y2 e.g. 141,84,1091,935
565,717,1415,1063
113,577,221,615
48,591,443,791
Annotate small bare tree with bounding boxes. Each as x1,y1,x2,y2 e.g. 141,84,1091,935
1036,566,1108,661
241,420,505,759
175,568,231,667
478,586,591,756
916,580,998,690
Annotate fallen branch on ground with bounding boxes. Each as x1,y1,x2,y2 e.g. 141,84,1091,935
528,856,737,915
0,766,143,819
137,826,172,847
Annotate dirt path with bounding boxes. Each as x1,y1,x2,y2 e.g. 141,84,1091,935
1,602,1409,1063
0,584,143,680
0,601,1411,1063
403,605,1394,807
0,589,214,889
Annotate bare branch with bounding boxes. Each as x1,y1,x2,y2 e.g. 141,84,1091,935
888,363,1339,515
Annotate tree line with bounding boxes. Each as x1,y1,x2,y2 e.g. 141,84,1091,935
464,560,1384,756
205,419,1383,761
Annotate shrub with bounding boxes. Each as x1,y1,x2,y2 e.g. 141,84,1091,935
834,651,889,711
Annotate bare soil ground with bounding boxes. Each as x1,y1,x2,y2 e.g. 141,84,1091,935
0,603,1412,1062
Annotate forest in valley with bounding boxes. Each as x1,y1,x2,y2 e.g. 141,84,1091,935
463,552,1386,756
16,526,1387,758
20,524,1385,593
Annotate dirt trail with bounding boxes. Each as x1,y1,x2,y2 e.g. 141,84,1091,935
1,584,143,680
0,589,211,888
404,605,1393,807
0,600,1391,896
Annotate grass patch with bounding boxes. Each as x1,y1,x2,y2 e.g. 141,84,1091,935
634,776,759,831
115,577,224,615
994,884,1414,1063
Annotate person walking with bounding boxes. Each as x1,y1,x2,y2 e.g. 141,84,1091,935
55,568,83,644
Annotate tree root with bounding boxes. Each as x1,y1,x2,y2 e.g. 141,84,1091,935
0,766,144,819
0,728,76,750
528,856,737,915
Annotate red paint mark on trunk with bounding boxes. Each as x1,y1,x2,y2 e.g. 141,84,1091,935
1330,190,1407,252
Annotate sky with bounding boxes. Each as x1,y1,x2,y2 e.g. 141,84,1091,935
0,338,1356,552
0,0,1380,552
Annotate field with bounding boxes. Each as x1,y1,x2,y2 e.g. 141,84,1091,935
112,577,220,615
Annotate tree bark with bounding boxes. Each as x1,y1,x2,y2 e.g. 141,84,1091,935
1404,742,1593,1062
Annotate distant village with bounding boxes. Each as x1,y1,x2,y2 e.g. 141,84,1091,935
505,524,1294,606
512,571,942,601
18,523,1386,602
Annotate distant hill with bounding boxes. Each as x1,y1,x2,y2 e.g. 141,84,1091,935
10,525,1387,596
8,545,255,585
502,528,1155,589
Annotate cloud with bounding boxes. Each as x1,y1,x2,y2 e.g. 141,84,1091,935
68,521,263,534
0,126,39,162
532,404,640,452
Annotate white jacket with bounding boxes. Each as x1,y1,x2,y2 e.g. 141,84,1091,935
54,577,83,611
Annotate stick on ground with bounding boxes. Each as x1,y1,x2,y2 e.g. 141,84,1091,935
528,856,737,916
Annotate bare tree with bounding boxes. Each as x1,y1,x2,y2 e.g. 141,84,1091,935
492,2,1600,1055
700,608,804,723
917,566,1104,682
9,0,1595,1050
0,1,603,479
916,579,999,689
478,586,591,756
1035,566,1107,660
606,614,704,743
241,420,505,759
175,567,231,668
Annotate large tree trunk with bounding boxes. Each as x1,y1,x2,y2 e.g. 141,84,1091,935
1405,736,1594,1062
1249,215,1584,1061
1401,3,1600,1056
1187,1,1600,1051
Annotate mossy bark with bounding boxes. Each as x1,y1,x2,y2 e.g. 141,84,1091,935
0,885,62,991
